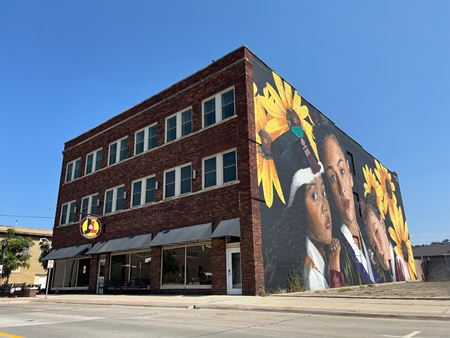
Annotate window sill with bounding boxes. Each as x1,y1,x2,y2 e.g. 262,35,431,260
160,284,212,290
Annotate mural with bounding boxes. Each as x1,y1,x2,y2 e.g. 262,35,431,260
253,61,416,291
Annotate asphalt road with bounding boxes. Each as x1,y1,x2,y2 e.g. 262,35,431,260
0,303,449,338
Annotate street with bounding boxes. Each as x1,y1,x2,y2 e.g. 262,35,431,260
0,303,449,338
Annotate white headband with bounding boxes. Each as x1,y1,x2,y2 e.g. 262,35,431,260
287,162,324,208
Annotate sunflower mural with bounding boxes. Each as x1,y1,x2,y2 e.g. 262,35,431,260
259,72,319,163
374,160,398,220
389,205,417,280
362,164,383,213
254,83,285,208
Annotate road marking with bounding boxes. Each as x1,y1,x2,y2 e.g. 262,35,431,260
0,332,25,338
383,331,422,338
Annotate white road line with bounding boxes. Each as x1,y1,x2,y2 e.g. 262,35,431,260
383,331,422,338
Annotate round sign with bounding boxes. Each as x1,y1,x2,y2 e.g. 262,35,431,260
80,215,102,240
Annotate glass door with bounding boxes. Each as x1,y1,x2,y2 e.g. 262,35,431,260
226,247,242,295
96,259,106,294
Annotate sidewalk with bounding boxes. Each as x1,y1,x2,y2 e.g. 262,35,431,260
2,293,447,321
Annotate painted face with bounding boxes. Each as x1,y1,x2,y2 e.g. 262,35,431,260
304,176,332,245
365,209,391,271
322,136,356,225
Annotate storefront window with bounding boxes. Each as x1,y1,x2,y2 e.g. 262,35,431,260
52,258,91,289
162,248,185,285
53,261,65,288
186,245,212,285
109,251,151,289
110,254,129,288
161,243,212,288
130,252,151,287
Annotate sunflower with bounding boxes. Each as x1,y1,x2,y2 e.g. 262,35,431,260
374,160,397,219
362,165,384,218
259,71,318,160
388,205,416,280
254,83,285,208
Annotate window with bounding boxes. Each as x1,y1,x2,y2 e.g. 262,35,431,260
164,163,192,199
162,243,212,288
132,175,156,207
85,148,103,175
60,200,76,225
52,258,90,289
65,158,81,182
109,137,128,166
80,194,99,217
109,251,151,289
202,87,235,128
135,124,158,155
346,151,356,175
202,149,237,188
104,185,126,214
165,108,192,143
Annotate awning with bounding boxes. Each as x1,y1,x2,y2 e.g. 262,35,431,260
150,223,212,247
43,244,91,261
85,234,152,255
212,218,240,238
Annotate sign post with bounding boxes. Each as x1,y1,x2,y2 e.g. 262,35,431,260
45,259,54,299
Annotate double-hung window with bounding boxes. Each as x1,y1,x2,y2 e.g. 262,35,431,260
85,148,103,175
202,87,235,128
66,158,81,183
202,149,237,188
135,124,158,155
165,108,192,143
104,185,126,214
164,163,192,199
60,200,77,225
80,194,99,217
132,175,156,207
109,137,128,166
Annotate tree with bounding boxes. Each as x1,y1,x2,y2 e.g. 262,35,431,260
38,239,51,269
1,229,34,284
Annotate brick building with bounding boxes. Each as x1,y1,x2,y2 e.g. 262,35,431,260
45,46,415,295
1,226,52,288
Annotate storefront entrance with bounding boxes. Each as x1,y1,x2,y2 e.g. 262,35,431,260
96,258,106,294
226,247,242,295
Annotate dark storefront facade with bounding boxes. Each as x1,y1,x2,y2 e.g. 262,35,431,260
45,46,415,295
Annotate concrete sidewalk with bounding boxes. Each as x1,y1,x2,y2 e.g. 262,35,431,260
2,293,448,321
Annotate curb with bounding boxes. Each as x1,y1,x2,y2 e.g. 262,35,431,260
32,299,450,322
195,304,450,322
276,295,450,301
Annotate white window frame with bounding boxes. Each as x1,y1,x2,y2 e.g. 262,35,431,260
108,137,128,166
51,258,90,291
104,184,126,214
80,193,99,217
202,86,235,128
134,123,158,155
131,175,157,207
165,107,193,143
202,148,238,189
65,158,82,183
85,148,103,175
60,200,77,226
163,163,192,199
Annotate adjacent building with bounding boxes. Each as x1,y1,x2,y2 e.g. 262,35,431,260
45,46,415,295
414,242,450,281
1,225,52,288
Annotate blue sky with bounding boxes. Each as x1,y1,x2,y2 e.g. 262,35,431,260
1,1,449,244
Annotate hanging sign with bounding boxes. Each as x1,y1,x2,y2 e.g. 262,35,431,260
80,215,102,240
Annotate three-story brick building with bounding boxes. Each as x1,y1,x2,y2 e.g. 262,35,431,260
45,46,416,295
